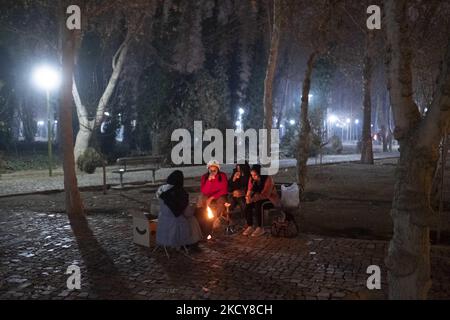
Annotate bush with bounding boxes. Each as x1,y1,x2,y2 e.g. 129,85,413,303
329,135,343,154
77,148,104,174
309,132,324,157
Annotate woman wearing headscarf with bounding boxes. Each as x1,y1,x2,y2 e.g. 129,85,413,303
156,170,203,249
243,164,280,237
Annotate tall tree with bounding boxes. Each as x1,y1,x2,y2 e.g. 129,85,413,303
296,51,317,192
360,31,375,163
291,0,337,193
72,1,155,162
59,4,83,216
384,0,450,299
263,0,282,138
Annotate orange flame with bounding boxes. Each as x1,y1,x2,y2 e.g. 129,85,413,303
207,206,214,220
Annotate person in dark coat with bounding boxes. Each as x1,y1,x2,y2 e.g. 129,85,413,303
156,170,203,249
227,162,250,219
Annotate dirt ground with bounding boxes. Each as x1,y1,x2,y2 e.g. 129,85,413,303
1,158,449,244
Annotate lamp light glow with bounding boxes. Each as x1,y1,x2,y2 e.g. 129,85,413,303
327,114,338,124
32,65,61,91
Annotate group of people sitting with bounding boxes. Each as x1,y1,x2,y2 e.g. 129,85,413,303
155,160,280,251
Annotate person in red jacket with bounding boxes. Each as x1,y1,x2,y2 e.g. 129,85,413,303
197,160,228,225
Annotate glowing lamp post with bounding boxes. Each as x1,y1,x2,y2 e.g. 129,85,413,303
32,65,61,176
327,114,338,138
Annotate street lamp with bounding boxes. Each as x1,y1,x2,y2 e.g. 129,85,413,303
327,114,338,124
32,65,61,177
289,119,296,125
354,119,360,141
238,108,245,115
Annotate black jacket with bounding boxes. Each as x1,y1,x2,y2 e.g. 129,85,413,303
228,169,250,193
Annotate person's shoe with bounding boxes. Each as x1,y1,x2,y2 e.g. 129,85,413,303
251,227,265,237
242,226,254,236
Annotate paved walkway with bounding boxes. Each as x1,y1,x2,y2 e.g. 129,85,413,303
0,152,399,197
0,207,448,300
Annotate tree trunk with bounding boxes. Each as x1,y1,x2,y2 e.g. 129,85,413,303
74,124,93,161
72,32,130,162
277,78,289,129
151,130,160,156
381,91,389,152
361,32,374,164
385,135,436,299
297,52,317,193
263,0,281,136
384,0,450,299
60,20,83,216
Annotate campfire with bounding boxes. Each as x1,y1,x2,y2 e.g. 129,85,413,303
207,206,214,220
206,206,214,240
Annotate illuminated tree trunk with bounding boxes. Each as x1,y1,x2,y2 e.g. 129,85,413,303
74,124,92,161
361,32,374,164
297,52,317,193
384,0,450,299
60,23,83,216
73,33,130,162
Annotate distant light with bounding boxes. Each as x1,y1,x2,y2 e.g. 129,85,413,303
289,119,295,125
355,119,359,124
238,108,245,115
104,112,110,116
235,120,241,127
328,115,338,124
346,118,350,124
424,108,428,113
308,94,313,99
118,113,122,117
371,124,374,128
280,124,284,128
54,120,58,124
37,121,45,126
32,65,61,91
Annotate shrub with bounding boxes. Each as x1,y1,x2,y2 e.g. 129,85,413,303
77,148,104,174
329,135,343,154
309,133,323,157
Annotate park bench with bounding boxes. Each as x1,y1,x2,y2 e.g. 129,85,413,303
113,155,163,187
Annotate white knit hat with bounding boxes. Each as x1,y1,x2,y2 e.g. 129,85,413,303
206,159,220,170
